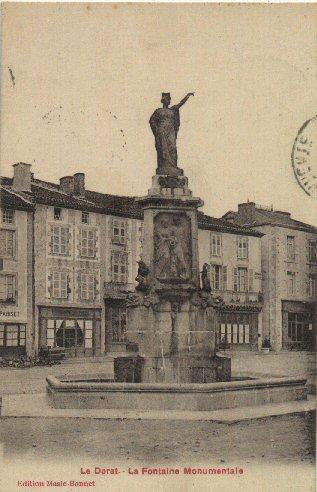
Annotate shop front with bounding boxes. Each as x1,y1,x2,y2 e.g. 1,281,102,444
282,301,316,351
217,307,261,351
38,306,101,357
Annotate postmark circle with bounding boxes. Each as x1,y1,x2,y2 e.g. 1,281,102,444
291,115,317,198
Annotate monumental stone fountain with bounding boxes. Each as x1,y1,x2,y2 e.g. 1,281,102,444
46,93,308,410
122,92,228,384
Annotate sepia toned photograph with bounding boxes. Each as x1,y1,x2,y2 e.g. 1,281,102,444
0,2,316,491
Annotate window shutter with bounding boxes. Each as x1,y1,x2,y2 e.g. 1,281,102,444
306,277,310,296
210,265,215,290
222,266,227,290
233,268,238,292
47,273,52,298
248,269,253,292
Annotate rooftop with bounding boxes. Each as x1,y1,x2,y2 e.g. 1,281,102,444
1,173,263,236
223,202,317,234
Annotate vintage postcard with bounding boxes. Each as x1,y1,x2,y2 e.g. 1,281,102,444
0,2,316,491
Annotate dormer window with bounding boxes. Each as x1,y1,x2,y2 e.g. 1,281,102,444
54,208,62,221
82,212,89,224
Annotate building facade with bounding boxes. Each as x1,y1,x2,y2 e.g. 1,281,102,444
1,164,265,358
223,202,317,351
0,167,34,357
198,218,263,351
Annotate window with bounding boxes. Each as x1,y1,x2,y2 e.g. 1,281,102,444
50,225,70,256
111,306,127,342
112,219,126,245
54,207,62,220
46,319,92,350
308,240,317,263
51,271,68,299
79,228,97,258
0,229,15,258
0,275,16,303
219,317,250,345
307,275,316,298
237,237,248,259
233,267,248,292
111,252,128,283
2,209,14,224
287,271,295,295
80,272,95,301
0,324,25,347
286,236,295,261
210,265,227,290
210,234,221,256
82,212,89,224
288,312,312,342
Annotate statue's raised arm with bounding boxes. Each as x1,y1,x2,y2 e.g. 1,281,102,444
172,93,195,110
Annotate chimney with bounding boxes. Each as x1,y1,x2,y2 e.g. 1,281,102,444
73,172,85,196
13,163,32,192
60,176,74,194
238,202,256,221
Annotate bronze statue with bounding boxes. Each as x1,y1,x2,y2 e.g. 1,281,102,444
149,92,194,176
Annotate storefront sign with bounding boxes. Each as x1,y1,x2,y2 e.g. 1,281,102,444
0,310,20,317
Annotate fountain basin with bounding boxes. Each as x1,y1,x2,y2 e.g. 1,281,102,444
46,376,307,411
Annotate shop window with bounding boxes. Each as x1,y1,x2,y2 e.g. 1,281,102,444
288,312,312,342
112,219,126,245
233,267,248,292
81,212,89,224
0,324,25,347
237,237,248,259
0,229,15,258
111,252,128,283
0,274,16,303
51,271,69,299
286,236,295,261
308,240,317,263
2,209,14,224
84,320,93,348
210,234,222,257
79,228,97,258
219,321,250,345
111,307,127,342
50,225,70,256
287,271,295,295
79,272,96,300
46,319,92,349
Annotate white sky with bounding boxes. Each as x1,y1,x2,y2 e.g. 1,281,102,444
1,3,316,225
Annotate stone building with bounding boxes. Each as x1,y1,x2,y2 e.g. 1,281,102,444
0,164,34,357
223,202,317,351
1,164,264,358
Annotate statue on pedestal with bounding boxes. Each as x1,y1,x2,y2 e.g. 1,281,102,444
149,92,194,176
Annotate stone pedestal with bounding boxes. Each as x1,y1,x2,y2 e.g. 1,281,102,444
125,172,230,384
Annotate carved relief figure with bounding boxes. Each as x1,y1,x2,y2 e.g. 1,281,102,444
154,213,191,281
